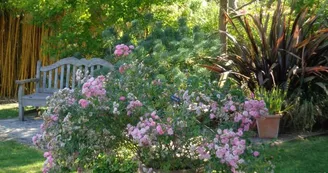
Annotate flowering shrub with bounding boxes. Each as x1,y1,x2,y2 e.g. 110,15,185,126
33,43,271,173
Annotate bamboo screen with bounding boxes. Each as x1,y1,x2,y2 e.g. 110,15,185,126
0,11,55,98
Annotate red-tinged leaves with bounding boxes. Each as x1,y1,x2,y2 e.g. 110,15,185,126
201,65,226,73
206,0,328,93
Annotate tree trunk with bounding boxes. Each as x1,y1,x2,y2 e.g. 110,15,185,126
219,0,228,53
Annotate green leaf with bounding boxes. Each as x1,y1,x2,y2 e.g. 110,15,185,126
315,82,328,95
304,76,316,83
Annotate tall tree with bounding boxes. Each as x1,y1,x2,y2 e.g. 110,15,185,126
219,0,227,53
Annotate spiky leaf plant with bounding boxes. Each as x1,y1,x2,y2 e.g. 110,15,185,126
205,0,328,131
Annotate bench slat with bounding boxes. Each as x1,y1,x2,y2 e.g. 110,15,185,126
54,68,58,89
40,57,114,71
60,66,64,89
78,66,82,87
48,70,52,89
72,66,76,89
42,71,46,92
84,66,88,77
36,61,41,93
66,64,71,88
91,66,94,76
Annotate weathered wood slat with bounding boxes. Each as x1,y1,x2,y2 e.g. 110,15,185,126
91,66,94,76
97,65,101,70
60,66,64,89
36,61,41,93
54,68,58,89
72,66,76,89
40,57,114,71
84,66,88,77
42,71,46,92
66,64,71,88
15,78,39,85
78,66,82,86
48,70,52,89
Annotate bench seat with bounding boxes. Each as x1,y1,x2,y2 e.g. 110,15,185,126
21,93,53,107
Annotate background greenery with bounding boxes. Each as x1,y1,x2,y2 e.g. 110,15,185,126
0,0,327,131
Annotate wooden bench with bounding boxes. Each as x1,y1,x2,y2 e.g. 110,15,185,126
15,57,114,121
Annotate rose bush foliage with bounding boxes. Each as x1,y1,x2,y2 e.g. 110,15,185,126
33,44,270,173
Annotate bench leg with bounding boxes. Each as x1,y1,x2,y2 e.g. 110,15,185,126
18,85,25,121
35,106,40,116
19,104,24,121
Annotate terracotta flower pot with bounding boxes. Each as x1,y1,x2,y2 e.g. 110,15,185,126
256,115,281,138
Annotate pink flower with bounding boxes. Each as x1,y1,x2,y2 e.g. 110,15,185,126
167,128,174,135
114,44,134,57
32,136,37,144
50,115,58,121
32,134,41,145
230,105,236,111
42,167,49,173
79,99,89,108
210,113,216,119
253,151,260,157
156,125,164,135
43,152,51,158
40,123,45,131
119,96,126,101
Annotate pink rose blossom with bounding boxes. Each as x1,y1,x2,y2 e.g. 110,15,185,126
79,99,89,108
50,115,58,121
114,44,134,57
230,105,236,111
253,151,260,157
43,152,51,158
119,96,126,101
156,125,164,135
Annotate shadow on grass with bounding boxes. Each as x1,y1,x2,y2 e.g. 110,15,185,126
0,140,43,173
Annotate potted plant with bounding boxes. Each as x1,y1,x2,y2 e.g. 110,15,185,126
255,87,287,138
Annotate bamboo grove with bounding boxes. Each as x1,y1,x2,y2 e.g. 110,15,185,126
0,11,54,98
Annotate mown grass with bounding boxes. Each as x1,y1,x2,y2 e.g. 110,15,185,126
0,103,36,119
0,140,43,173
254,135,328,173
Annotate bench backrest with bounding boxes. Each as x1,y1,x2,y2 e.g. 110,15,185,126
36,57,114,93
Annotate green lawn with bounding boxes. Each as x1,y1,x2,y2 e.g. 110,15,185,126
0,141,43,173
0,103,36,119
255,135,328,173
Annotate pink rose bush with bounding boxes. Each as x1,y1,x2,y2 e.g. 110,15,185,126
32,44,271,173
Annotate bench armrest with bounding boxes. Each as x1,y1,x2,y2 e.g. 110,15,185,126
15,78,39,85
